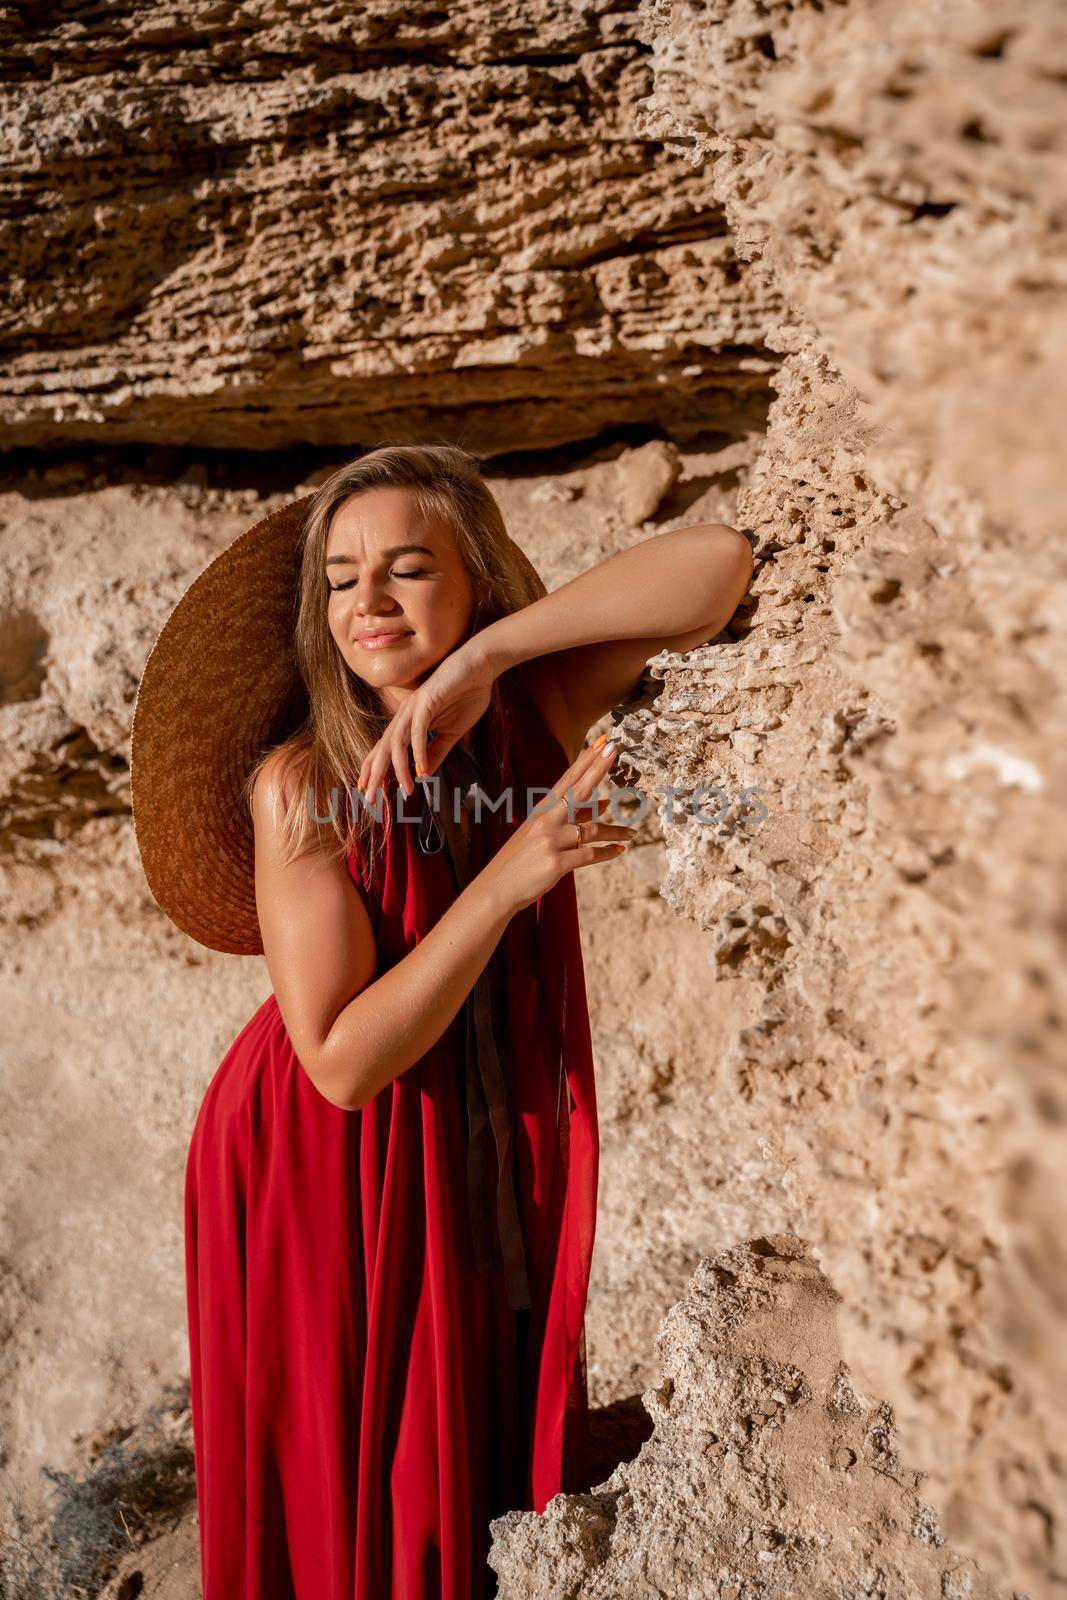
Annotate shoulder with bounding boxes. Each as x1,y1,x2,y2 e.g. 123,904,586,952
249,738,311,840
249,737,368,897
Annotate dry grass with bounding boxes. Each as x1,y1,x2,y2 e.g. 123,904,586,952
0,1380,194,1599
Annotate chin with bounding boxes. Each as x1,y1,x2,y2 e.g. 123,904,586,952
342,639,452,690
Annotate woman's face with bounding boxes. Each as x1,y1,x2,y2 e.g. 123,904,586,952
325,487,478,714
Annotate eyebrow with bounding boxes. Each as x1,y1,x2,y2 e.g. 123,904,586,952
325,542,436,568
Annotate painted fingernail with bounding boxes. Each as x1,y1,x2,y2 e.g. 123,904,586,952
415,763,425,776
603,741,617,758
592,733,608,749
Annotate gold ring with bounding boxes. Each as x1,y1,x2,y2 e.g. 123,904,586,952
574,822,584,848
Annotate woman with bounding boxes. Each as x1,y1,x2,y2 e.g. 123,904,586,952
133,443,752,1599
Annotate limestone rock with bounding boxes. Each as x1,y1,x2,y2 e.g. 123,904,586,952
0,2,776,453
489,1237,1002,1600
635,0,1067,539
616,438,682,525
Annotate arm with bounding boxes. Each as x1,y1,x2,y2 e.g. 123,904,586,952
252,750,514,1112
252,736,626,1111
479,522,753,759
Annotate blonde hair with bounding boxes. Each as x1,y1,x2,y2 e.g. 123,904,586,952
243,442,545,885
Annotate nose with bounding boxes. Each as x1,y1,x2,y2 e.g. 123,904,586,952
353,580,401,617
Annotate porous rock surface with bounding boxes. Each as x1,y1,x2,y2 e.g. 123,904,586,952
0,1,774,453
490,1236,1001,1600
583,1,1067,1592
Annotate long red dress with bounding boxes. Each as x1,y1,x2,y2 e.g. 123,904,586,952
184,667,600,1599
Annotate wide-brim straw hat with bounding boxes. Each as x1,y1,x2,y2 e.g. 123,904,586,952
130,490,546,957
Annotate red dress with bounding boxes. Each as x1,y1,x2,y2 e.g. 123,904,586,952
184,668,600,1599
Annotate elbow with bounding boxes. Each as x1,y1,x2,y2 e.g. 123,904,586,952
324,1083,366,1114
305,1066,362,1114
298,1040,368,1114
699,522,753,611
720,527,754,612
689,521,753,589
717,523,754,586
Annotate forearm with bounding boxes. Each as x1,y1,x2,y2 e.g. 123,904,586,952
476,522,751,674
314,868,513,1112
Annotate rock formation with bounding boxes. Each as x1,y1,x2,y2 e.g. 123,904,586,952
611,2,1067,1590
490,1237,1002,1600
0,3,773,453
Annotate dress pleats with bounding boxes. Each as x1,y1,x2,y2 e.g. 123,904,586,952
185,668,599,1598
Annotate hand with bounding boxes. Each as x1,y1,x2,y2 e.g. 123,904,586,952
482,737,634,916
358,637,496,804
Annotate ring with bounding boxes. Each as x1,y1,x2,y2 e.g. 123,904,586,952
574,822,584,848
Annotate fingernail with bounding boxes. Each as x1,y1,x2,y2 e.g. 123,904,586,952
415,764,425,776
592,733,608,749
603,741,617,758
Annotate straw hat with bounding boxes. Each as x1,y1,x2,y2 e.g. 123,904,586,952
130,489,546,958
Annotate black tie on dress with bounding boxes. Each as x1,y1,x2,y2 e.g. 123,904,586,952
416,733,532,1313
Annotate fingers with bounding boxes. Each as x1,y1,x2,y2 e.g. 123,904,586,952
357,749,378,804
529,738,622,837
549,735,619,804
581,842,629,867
585,820,634,843
413,735,458,803
360,708,420,805
360,737,404,806
393,742,416,800
413,728,455,785
360,742,392,807
363,730,446,804
565,836,631,871
364,723,621,809
560,740,622,831
410,710,433,781
559,817,634,859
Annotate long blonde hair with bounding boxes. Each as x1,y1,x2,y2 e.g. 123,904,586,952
243,442,545,884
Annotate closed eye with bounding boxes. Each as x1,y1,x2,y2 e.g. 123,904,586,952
328,568,431,593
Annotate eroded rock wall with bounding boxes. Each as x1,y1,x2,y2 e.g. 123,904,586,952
0,1,774,452
638,0,1067,542
585,1,1066,1591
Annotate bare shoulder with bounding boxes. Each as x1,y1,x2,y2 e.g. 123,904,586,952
249,742,377,1108
251,739,321,864
250,742,310,847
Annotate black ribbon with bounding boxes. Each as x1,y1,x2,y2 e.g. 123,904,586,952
417,734,532,1312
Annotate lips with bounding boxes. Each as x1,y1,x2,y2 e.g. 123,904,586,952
357,628,413,649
